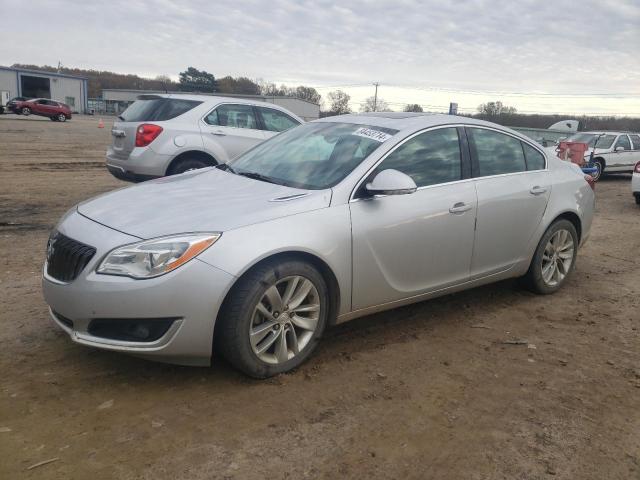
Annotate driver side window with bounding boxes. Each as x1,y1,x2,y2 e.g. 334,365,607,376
372,127,462,187
204,104,258,129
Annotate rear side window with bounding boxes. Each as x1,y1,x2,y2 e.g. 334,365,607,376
120,98,202,122
204,104,258,129
257,107,299,132
630,135,640,150
522,142,546,170
470,128,526,177
614,135,631,150
373,127,462,187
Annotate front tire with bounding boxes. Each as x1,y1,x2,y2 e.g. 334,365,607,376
523,219,578,294
215,259,329,378
168,158,210,175
591,159,604,181
635,194,640,206
21,107,31,115
57,113,67,122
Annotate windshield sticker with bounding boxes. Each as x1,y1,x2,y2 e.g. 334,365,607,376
353,127,393,143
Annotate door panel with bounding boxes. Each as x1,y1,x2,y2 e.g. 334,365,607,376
609,134,635,168
472,171,551,276
201,104,266,160
350,182,477,310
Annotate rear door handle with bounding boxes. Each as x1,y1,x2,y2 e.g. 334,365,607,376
211,130,226,136
449,202,472,214
530,186,547,195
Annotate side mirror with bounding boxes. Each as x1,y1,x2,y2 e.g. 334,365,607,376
615,146,625,152
365,169,417,196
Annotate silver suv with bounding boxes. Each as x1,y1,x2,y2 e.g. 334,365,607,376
106,94,302,181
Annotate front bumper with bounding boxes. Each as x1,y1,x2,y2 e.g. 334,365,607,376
632,172,640,195
42,210,236,366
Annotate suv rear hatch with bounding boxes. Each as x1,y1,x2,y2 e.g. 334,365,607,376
109,95,203,160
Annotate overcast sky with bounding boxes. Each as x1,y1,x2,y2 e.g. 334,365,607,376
2,0,639,115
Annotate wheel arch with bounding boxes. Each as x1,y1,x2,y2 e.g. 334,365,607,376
552,210,582,243
166,150,218,175
213,250,342,343
593,156,606,168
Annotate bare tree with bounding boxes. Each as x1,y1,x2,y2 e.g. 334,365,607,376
360,96,390,113
477,101,517,115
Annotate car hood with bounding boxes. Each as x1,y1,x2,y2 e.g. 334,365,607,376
77,168,332,239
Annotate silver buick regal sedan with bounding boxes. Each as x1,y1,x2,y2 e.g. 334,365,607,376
42,113,595,378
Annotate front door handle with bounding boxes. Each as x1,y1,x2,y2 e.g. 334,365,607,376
449,202,472,214
530,186,547,195
211,130,226,136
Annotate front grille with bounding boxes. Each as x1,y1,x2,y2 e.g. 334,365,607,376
46,232,96,282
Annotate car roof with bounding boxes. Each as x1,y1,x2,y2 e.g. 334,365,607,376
315,112,520,133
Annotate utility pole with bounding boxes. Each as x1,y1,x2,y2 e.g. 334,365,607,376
373,82,379,112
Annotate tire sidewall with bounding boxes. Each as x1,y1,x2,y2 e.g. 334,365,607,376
592,160,604,181
222,260,329,378
528,219,578,294
170,158,210,175
22,107,30,115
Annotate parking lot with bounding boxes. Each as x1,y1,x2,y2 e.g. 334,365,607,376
0,114,638,479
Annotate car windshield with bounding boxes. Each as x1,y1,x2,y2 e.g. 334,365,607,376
566,133,616,149
228,122,398,190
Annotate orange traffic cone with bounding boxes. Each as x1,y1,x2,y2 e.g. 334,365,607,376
98,118,104,128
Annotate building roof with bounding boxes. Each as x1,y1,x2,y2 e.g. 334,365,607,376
0,66,88,80
101,88,320,106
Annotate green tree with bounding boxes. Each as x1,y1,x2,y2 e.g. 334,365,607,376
326,90,351,114
294,86,321,105
179,67,217,93
403,104,423,112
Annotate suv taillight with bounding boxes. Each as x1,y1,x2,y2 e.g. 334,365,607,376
584,174,596,191
135,124,163,147
635,161,640,174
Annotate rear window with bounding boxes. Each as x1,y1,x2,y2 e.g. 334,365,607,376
120,97,202,122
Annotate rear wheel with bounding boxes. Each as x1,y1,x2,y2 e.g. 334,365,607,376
215,259,329,378
21,107,31,115
522,219,578,294
168,158,211,175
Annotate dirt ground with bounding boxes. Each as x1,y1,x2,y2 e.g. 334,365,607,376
0,114,638,480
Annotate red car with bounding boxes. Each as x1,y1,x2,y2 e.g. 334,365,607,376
14,98,72,122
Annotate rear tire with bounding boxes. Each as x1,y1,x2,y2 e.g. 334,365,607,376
522,219,578,295
21,107,31,115
635,194,640,205
215,258,329,378
168,158,211,175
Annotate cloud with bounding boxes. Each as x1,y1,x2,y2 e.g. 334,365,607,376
1,0,638,114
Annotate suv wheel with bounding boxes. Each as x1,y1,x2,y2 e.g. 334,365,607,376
169,158,211,175
21,107,31,115
522,219,578,294
591,159,604,181
215,259,329,378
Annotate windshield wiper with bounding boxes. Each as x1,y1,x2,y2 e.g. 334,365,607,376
216,163,236,174
237,171,280,185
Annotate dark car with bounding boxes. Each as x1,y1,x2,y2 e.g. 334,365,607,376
15,98,72,122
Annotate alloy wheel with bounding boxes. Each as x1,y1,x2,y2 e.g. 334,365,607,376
541,229,575,287
250,275,321,365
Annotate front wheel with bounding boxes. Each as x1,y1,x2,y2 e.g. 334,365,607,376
21,107,31,115
635,194,640,206
50,116,58,121
591,159,604,181
215,259,329,378
57,113,67,122
522,219,578,294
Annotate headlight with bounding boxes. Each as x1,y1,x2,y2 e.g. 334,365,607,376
97,233,220,279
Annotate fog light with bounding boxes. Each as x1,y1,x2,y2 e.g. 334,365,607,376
88,318,179,342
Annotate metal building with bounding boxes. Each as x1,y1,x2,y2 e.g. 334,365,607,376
99,89,320,121
0,67,88,113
